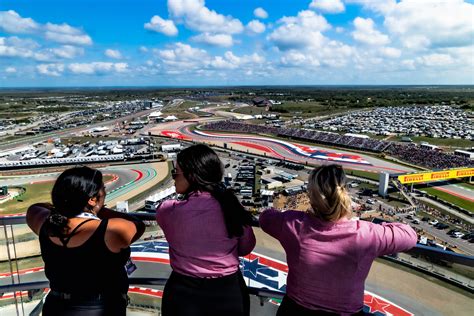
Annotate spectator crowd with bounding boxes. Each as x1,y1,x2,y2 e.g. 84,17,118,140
204,120,473,170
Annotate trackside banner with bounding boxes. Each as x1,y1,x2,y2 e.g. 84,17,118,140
397,168,474,184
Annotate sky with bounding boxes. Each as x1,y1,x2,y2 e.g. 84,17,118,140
0,0,473,87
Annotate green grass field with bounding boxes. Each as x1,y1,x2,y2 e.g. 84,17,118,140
457,182,474,190
0,183,54,214
0,175,115,215
0,256,44,273
347,169,380,181
420,187,474,213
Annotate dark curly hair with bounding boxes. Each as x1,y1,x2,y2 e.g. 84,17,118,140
46,166,103,236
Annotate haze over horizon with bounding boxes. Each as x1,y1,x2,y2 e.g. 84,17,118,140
1,0,473,87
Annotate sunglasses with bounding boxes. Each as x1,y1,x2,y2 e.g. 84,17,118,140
171,161,183,179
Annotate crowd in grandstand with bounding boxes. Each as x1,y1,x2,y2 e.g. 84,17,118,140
204,120,473,169
384,143,471,169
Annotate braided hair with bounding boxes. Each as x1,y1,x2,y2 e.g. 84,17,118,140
177,144,253,238
46,166,103,237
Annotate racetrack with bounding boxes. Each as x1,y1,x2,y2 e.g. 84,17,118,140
149,120,474,203
0,162,169,215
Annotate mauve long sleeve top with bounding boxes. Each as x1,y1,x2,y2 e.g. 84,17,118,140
259,208,417,315
156,191,256,278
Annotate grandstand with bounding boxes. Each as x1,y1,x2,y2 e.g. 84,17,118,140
144,187,176,211
204,120,473,169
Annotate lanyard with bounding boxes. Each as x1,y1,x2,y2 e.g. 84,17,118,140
75,212,100,220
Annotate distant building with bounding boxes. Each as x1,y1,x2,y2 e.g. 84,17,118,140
252,97,272,108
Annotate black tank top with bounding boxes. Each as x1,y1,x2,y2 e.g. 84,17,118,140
39,219,130,295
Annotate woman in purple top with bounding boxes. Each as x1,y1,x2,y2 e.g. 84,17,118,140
156,144,256,316
260,164,417,316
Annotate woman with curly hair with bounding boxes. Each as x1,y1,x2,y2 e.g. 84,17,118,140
27,166,145,315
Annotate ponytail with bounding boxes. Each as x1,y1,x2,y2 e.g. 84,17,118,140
307,164,352,222
177,144,253,239
210,184,253,238
45,208,69,237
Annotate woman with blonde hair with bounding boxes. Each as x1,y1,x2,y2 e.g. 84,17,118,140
260,164,417,315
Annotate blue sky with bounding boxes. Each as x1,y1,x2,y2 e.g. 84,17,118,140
0,0,473,87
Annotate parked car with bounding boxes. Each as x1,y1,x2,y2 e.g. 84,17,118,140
366,199,376,205
411,219,420,224
452,232,465,238
435,223,449,230
421,217,430,222
447,229,458,236
428,219,439,225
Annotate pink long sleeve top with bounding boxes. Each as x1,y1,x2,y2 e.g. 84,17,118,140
156,191,256,278
259,209,417,315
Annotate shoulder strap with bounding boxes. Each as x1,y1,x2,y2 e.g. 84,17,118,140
59,219,97,247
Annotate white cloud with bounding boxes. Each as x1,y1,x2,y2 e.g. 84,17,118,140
384,0,474,50
68,62,128,75
281,51,320,67
105,49,123,59
0,36,37,59
0,10,39,34
5,67,17,73
209,51,265,70
144,15,178,36
1,36,39,49
44,31,92,46
153,42,266,78
36,63,65,76
401,59,416,70
346,0,397,15
335,27,344,33
254,7,268,19
191,33,234,47
246,20,265,34
51,45,84,59
309,0,345,13
352,17,390,46
44,22,92,45
168,0,243,34
379,47,401,58
139,46,149,53
416,53,454,67
45,23,81,35
267,10,330,50
0,39,82,62
156,42,209,71
210,56,239,69
0,11,92,46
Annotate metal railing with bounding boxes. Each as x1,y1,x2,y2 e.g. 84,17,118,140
2,213,474,269
1,212,473,314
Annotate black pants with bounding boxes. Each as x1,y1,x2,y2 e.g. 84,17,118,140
42,292,128,316
162,270,250,316
277,295,366,316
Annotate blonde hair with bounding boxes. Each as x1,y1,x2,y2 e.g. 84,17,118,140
307,164,352,222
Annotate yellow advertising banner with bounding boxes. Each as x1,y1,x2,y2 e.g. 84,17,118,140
398,168,474,184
